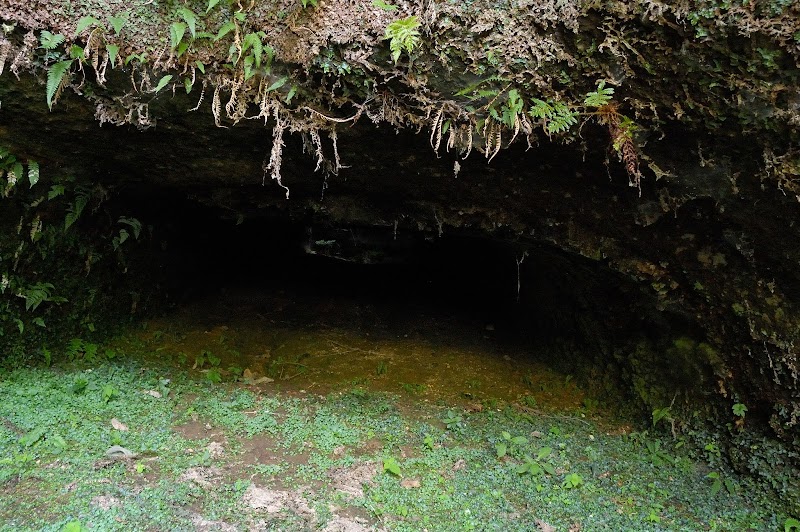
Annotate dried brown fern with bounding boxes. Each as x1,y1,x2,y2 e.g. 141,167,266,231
212,83,225,127
596,104,641,194
10,31,36,79
310,128,324,172
190,79,207,112
429,107,444,154
264,107,289,199
0,38,11,76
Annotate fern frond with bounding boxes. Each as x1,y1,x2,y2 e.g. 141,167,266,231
118,217,142,239
384,16,420,64
170,22,187,50
39,31,65,50
75,16,102,36
584,80,614,108
21,282,54,311
27,160,39,188
64,192,89,231
46,60,74,110
177,7,197,39
108,14,128,36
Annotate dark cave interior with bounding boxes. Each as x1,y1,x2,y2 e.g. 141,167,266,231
117,186,679,368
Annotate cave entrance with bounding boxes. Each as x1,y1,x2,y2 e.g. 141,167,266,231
120,190,653,410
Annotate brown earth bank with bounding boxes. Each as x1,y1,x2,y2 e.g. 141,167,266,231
0,0,798,514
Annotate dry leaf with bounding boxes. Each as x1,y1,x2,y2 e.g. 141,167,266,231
144,390,162,398
400,478,421,489
110,418,129,431
536,519,556,532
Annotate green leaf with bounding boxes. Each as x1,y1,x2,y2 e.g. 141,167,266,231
33,317,45,327
69,45,85,61
511,436,528,445
542,462,556,475
46,60,73,110
184,77,193,94
48,184,65,199
267,77,287,92
176,41,190,58
206,368,222,383
383,457,402,476
39,31,65,50
207,0,222,13
170,22,187,50
732,403,748,417
75,16,101,36
501,431,511,441
125,53,146,65
234,11,246,22
101,384,118,403
10,161,23,185
106,44,120,67
373,0,398,10
27,161,39,187
583,80,614,107
23,282,55,311
495,442,507,458
285,85,297,104
19,427,45,447
240,32,268,67
785,517,800,532
108,14,127,36
215,21,235,42
536,447,552,460
384,16,420,64
196,60,206,74
177,7,197,39
153,75,173,93
64,192,88,231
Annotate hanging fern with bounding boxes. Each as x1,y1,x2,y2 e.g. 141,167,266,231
584,80,615,108
64,191,89,231
384,16,420,64
529,99,578,134
46,60,74,110
39,31,65,50
27,160,39,188
21,282,55,311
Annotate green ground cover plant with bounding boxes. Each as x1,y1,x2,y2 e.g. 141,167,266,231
0,326,794,531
